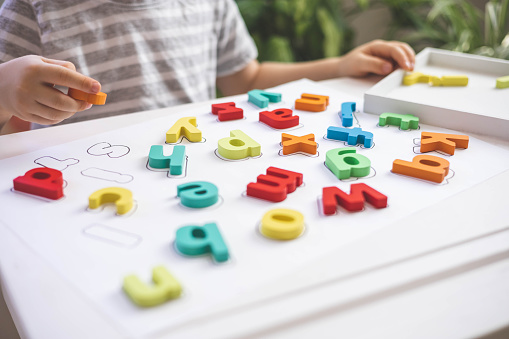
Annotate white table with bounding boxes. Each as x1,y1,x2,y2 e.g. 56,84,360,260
1,78,509,339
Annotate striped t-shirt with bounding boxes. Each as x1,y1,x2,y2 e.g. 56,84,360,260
0,0,258,125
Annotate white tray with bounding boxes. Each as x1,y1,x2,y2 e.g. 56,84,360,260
364,48,509,140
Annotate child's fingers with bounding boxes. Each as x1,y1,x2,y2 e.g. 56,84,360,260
40,63,101,94
27,101,80,125
41,57,77,72
392,42,415,69
34,85,90,113
368,41,412,71
359,54,393,75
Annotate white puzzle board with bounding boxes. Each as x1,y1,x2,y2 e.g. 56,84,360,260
364,48,509,140
1,79,509,338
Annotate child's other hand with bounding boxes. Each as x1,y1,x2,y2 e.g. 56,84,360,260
0,55,101,125
339,40,415,77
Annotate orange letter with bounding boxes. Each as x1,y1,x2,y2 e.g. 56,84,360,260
420,132,469,155
295,93,329,112
392,155,449,183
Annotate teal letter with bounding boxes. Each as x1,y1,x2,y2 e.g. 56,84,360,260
175,223,229,262
177,181,218,208
248,89,282,108
148,145,186,175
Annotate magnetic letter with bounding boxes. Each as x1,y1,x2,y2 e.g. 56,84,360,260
340,102,355,127
177,181,218,208
211,102,243,121
325,148,371,180
379,113,419,130
175,222,229,262
327,126,373,148
281,133,317,155
247,167,303,202
89,187,134,215
496,75,509,89
420,132,469,155
295,93,329,112
13,167,64,200
248,89,282,108
166,117,202,143
392,155,450,183
322,183,387,215
123,266,182,307
259,108,299,129
260,209,305,240
430,75,468,86
148,145,186,175
402,72,432,86
217,130,261,160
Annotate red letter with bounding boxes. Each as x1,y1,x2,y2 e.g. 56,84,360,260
322,183,387,215
211,102,243,121
259,109,299,129
247,167,303,202
13,167,64,200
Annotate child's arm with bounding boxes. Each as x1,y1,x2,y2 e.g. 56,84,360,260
217,40,415,95
0,55,102,134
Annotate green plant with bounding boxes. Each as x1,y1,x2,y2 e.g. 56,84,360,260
477,0,509,58
377,0,509,59
236,0,509,62
236,0,354,62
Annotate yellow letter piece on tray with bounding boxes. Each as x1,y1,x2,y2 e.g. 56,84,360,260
496,75,509,89
166,117,202,143
88,187,133,215
260,209,304,240
217,129,261,160
123,266,182,307
430,75,468,86
295,93,329,112
402,72,431,86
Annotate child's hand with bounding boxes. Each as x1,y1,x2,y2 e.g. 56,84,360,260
0,55,101,125
339,40,415,77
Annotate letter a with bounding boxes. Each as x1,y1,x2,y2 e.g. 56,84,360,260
217,130,261,160
13,167,64,200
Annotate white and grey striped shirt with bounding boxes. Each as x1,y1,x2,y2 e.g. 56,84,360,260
0,0,258,125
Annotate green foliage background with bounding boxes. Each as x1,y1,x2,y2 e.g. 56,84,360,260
236,0,509,61
1,0,506,60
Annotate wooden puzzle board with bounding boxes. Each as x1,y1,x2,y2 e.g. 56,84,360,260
1,79,509,338
364,48,509,140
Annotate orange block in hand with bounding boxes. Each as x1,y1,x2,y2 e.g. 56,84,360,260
420,132,469,155
392,155,450,183
281,133,317,155
295,93,329,112
68,88,107,105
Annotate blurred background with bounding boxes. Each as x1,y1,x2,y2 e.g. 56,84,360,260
235,0,508,62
